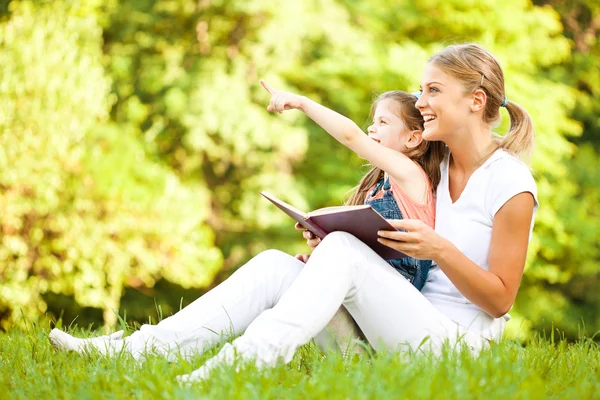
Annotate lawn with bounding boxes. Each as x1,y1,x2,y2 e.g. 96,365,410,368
1,323,598,399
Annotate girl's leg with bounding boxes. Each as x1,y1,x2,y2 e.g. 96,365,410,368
179,232,483,382
51,249,305,359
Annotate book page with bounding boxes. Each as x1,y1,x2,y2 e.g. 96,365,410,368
308,204,370,217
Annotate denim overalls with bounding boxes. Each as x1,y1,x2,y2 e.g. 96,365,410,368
364,175,432,290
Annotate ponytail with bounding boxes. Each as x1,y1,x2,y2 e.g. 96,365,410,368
499,100,535,161
429,44,536,163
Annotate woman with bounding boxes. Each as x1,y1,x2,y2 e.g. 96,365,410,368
51,43,537,385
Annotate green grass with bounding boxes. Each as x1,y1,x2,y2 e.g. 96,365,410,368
1,323,598,399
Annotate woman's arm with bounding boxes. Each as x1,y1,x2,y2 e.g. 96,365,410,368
377,192,535,318
260,80,423,187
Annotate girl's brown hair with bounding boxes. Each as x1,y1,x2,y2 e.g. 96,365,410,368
428,43,534,159
345,91,446,206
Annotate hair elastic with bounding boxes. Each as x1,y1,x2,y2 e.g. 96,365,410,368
501,97,508,107
411,91,422,99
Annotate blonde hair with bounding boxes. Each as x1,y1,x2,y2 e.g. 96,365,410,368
428,43,534,159
345,91,446,206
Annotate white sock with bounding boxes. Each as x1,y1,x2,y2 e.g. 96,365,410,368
49,328,125,355
176,343,238,385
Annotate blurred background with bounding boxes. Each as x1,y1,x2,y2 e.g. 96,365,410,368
0,0,598,341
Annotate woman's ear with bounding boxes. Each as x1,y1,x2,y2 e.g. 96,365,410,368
405,130,424,149
471,88,487,112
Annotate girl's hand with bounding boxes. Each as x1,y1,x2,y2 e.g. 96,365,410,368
260,80,305,113
294,222,319,264
377,219,447,261
295,222,321,249
295,254,311,263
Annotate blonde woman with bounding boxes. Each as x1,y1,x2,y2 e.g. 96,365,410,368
177,43,537,383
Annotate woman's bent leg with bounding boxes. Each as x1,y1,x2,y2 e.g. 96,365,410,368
179,232,483,382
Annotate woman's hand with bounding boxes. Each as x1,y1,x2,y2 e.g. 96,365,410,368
377,219,447,261
260,80,305,113
294,222,321,263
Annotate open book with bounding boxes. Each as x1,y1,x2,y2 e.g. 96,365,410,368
261,192,407,260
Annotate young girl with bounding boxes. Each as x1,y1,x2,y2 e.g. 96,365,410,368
49,85,445,361
263,81,446,290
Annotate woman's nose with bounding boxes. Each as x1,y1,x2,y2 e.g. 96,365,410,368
415,94,425,109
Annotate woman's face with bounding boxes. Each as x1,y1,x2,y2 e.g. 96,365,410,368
416,63,472,142
367,99,411,153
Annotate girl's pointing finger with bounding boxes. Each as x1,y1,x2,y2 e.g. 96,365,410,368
260,79,275,95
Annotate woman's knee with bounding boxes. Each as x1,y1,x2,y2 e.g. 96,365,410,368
316,232,369,258
312,231,389,273
318,231,359,249
241,249,303,279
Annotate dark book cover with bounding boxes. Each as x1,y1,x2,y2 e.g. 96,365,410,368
261,192,407,260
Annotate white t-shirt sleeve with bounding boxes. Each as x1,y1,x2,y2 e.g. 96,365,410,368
486,159,539,218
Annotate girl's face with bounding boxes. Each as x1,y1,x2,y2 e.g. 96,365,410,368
415,63,472,142
367,99,412,153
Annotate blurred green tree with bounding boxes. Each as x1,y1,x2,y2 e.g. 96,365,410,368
0,0,221,327
513,0,600,338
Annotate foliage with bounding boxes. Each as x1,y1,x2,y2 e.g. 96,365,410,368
0,0,221,328
510,0,600,338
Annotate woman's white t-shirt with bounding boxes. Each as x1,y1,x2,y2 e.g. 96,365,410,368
422,149,538,338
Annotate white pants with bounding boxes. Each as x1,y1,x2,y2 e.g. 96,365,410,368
122,232,491,363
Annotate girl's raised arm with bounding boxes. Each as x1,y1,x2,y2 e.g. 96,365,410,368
260,80,423,187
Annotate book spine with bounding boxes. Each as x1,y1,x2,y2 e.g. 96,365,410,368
305,218,328,239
